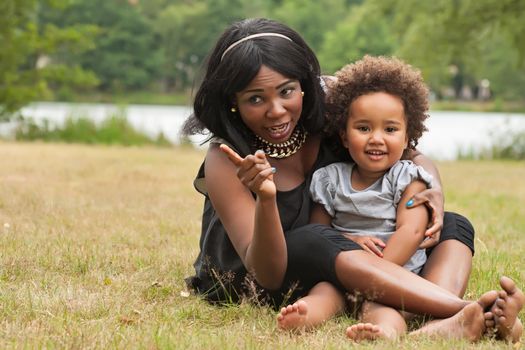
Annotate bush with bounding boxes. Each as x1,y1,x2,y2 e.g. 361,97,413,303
14,112,171,147
458,125,525,160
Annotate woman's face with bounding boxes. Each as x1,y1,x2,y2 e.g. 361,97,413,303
234,65,303,144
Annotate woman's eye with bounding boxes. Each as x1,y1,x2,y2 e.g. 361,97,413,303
281,87,295,96
248,96,262,104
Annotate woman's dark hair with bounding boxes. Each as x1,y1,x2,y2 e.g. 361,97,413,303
182,18,325,156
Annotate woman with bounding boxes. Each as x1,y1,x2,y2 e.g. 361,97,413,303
183,18,523,341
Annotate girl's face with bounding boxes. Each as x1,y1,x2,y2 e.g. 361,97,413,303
340,92,408,176
234,65,303,144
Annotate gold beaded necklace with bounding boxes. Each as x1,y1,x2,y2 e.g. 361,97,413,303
252,126,308,159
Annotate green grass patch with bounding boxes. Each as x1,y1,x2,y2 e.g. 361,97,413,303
43,90,192,106
431,99,525,113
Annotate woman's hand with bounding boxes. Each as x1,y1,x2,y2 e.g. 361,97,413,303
406,187,444,249
343,234,385,257
220,144,276,200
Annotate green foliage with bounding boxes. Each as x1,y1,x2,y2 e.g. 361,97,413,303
2,0,525,114
14,112,172,147
153,0,250,91
271,0,352,53
318,2,396,74
371,0,525,98
0,0,98,121
53,0,161,91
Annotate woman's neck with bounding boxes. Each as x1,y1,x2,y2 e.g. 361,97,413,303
268,134,321,192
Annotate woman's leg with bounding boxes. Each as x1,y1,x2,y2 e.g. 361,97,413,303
420,213,475,297
346,301,407,341
490,277,524,343
277,281,345,331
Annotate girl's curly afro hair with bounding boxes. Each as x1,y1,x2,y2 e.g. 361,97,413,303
326,55,429,151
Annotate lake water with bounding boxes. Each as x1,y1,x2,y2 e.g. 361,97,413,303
2,102,525,160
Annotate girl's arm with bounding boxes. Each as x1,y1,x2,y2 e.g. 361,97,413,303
407,149,444,247
205,144,286,290
309,203,332,225
381,180,429,266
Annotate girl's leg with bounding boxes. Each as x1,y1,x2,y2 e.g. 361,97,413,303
277,282,345,331
346,301,406,341
334,250,469,317
409,290,498,341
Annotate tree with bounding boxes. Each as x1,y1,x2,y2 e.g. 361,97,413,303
271,0,352,53
56,0,161,91
153,0,255,91
371,0,525,99
318,2,396,74
0,0,97,120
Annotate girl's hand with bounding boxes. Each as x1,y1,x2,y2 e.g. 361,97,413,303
220,144,276,200
406,187,444,249
343,234,385,257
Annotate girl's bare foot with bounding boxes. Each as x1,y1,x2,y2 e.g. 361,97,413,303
410,290,498,341
491,276,524,343
346,323,393,342
277,300,309,330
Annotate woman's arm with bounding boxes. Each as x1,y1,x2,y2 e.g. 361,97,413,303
205,144,286,290
406,149,444,247
381,180,429,266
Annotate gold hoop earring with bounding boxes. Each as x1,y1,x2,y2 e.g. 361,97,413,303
301,91,304,97
230,107,237,113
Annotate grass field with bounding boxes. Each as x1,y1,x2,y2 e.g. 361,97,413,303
0,142,523,349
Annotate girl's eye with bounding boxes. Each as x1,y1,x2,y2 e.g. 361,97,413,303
357,126,369,132
386,127,397,133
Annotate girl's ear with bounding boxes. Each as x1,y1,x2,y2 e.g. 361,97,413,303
339,129,349,149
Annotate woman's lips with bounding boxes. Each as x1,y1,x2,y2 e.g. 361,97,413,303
265,122,291,141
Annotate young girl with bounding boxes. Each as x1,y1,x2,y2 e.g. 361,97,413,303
277,56,523,342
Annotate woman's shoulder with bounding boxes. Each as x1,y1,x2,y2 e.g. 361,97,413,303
194,141,236,195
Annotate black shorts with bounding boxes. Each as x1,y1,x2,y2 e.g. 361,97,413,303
427,212,475,256
275,212,475,305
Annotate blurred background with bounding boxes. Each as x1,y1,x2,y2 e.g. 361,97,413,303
1,0,524,159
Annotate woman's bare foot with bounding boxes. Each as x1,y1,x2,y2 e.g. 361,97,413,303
346,323,393,342
277,300,309,330
410,290,498,341
491,276,524,343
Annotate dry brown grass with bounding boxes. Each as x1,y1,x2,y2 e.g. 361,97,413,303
0,141,522,349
